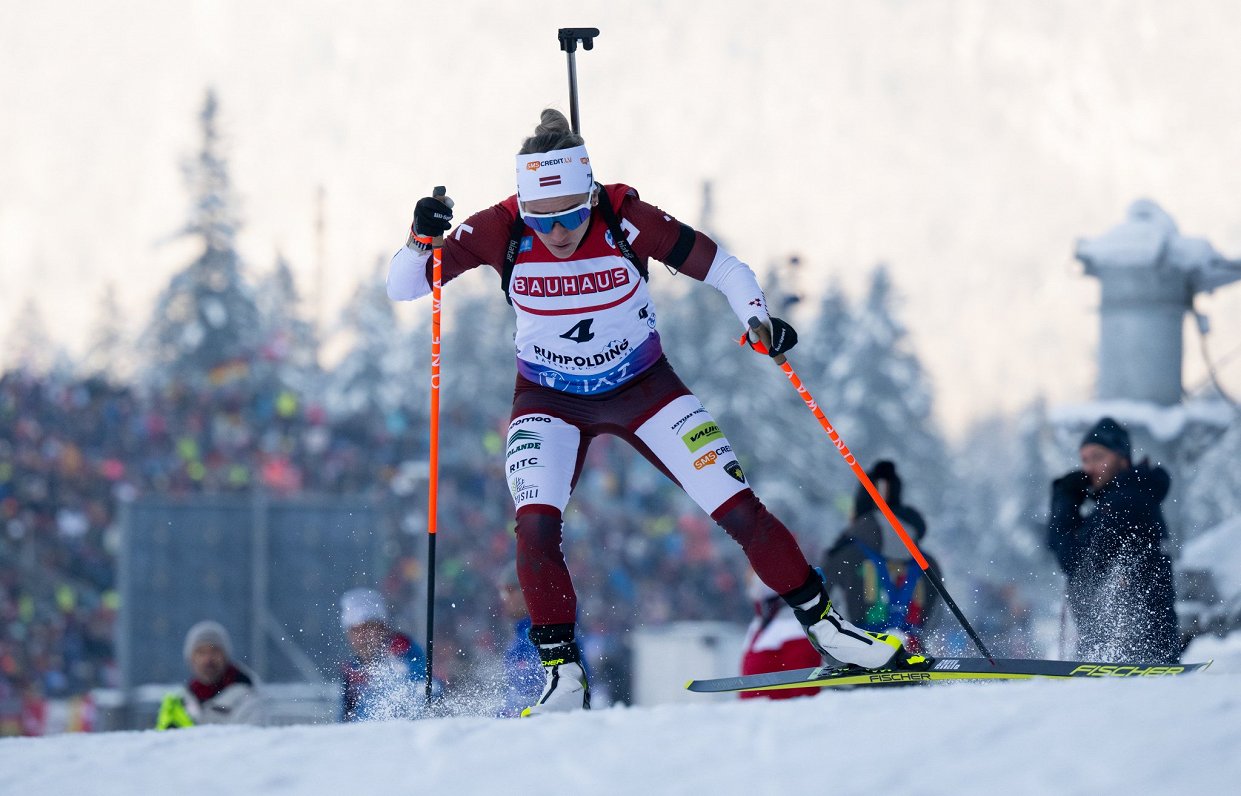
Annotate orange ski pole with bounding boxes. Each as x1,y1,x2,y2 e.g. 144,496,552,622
742,318,994,663
415,186,452,703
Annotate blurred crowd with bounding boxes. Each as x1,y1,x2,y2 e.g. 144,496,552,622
0,368,750,733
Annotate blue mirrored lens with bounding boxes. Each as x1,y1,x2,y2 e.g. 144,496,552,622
524,206,591,234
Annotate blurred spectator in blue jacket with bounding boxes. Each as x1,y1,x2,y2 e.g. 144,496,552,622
339,587,430,721
496,566,543,717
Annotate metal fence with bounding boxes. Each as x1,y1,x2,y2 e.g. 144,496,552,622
117,494,388,689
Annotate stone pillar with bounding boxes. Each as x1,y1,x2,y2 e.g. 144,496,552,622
1092,266,1191,405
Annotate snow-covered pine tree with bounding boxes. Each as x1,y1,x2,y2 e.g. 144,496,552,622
438,287,517,428
939,401,1062,655
82,281,130,381
825,264,948,518
324,256,422,423
141,89,262,390
1184,415,1241,534
4,298,56,374
255,253,320,395
655,181,785,481
761,277,860,535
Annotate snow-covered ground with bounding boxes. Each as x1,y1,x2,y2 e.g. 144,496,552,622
3,668,1237,795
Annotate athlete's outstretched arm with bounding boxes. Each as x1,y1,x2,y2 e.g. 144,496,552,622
386,202,512,301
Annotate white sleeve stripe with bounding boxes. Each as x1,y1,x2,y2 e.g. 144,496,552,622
704,246,769,329
386,246,432,301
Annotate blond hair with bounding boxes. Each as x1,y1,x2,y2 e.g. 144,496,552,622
518,108,585,155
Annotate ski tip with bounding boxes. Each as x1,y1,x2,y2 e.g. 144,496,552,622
684,679,695,690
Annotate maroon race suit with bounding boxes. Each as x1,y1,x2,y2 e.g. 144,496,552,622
388,184,815,625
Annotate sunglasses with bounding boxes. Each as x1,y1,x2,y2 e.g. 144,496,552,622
522,197,593,234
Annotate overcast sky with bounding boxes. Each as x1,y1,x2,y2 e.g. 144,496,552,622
2,0,1240,436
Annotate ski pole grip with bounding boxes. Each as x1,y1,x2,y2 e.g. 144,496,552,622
746,317,787,365
431,186,454,209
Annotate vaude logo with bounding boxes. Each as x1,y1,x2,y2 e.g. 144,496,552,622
933,659,961,671
682,421,723,452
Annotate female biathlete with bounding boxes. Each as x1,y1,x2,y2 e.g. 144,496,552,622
387,109,929,715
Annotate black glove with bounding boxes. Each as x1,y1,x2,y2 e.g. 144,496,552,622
412,196,453,238
1052,470,1091,505
767,317,798,356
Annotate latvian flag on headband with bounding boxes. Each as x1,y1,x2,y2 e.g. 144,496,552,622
516,144,593,202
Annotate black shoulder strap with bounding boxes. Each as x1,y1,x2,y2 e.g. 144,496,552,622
593,184,648,281
500,213,529,305
501,183,648,304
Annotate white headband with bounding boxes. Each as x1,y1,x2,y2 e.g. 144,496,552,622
515,145,594,203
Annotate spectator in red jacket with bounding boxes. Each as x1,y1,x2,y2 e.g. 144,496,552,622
739,573,821,700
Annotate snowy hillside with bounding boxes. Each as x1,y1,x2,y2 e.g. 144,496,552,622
3,672,1238,795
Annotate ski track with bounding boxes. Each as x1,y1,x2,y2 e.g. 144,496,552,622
1,674,1237,795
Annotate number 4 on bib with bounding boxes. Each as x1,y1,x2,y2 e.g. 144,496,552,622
560,318,596,343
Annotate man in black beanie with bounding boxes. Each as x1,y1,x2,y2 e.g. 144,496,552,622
1047,417,1179,663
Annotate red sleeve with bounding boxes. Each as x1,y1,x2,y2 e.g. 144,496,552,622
428,201,515,287
611,185,719,281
